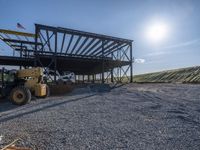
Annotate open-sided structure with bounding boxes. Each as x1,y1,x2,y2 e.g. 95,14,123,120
0,24,133,83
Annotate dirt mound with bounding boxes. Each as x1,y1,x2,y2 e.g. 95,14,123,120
48,83,74,95
89,84,111,92
49,83,111,96
70,84,111,95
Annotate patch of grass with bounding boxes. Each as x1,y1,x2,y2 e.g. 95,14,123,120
133,66,200,83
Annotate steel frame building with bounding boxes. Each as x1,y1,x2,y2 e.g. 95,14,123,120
0,24,133,83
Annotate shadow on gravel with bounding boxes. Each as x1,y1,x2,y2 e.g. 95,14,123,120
0,83,124,122
0,94,96,123
165,115,200,127
0,83,113,114
111,83,126,89
0,99,19,113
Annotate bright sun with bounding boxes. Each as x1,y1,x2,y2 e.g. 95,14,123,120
146,22,169,43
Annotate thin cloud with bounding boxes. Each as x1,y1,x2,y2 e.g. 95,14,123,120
146,38,200,57
147,51,169,57
135,58,145,64
162,38,200,49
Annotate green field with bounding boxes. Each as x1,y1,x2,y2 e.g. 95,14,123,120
133,66,200,83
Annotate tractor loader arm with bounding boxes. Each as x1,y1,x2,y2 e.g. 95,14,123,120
17,67,43,78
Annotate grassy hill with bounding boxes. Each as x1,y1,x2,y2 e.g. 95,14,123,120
133,66,200,83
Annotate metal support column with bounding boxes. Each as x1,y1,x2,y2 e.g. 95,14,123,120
88,75,90,82
111,69,114,83
34,26,38,67
130,43,133,83
102,40,105,83
120,67,122,82
20,43,23,69
92,74,95,83
54,32,57,82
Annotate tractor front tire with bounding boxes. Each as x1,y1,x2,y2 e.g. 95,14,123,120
9,86,31,105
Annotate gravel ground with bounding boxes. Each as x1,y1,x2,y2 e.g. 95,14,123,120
0,83,200,150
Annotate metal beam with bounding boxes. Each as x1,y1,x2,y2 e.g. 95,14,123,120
3,38,42,45
88,40,110,56
130,43,133,83
79,38,95,55
34,26,38,66
35,24,133,43
65,35,74,54
70,36,82,54
54,31,57,81
120,46,130,61
11,44,27,49
92,41,118,56
46,30,52,52
0,29,35,37
57,26,132,43
39,31,54,51
102,40,105,83
104,43,128,56
60,33,66,53
75,37,89,54
96,43,122,57
83,39,101,55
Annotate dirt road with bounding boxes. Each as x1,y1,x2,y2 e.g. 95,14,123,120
0,83,200,150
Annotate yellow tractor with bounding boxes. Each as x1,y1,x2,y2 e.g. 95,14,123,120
0,67,49,105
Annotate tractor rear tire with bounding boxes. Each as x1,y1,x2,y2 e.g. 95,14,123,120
9,86,31,105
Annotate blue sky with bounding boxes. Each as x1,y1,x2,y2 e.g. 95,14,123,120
0,0,200,74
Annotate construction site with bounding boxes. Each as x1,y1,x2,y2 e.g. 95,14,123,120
2,0,200,148
0,24,135,149
0,23,200,150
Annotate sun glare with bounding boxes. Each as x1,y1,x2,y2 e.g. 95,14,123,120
146,21,169,43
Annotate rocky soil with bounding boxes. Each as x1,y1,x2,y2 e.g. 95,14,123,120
0,83,200,150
